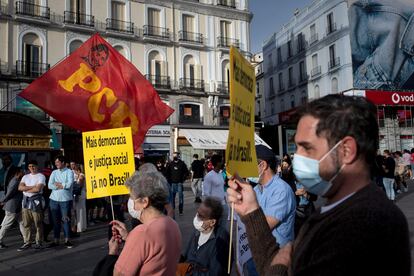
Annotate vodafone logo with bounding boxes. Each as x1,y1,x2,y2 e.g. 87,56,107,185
392,93,400,104
391,93,414,104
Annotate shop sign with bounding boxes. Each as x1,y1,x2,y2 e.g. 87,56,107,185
365,90,414,106
0,135,50,149
146,126,171,137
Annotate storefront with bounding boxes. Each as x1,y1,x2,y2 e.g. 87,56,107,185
345,90,414,152
142,125,172,163
0,111,58,172
174,127,271,166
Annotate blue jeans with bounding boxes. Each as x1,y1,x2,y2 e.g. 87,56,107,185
170,183,183,213
383,177,395,201
50,199,72,240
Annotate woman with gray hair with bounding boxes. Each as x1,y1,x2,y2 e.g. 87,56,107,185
108,171,182,276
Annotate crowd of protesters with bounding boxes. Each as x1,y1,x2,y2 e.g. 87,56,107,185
0,95,411,275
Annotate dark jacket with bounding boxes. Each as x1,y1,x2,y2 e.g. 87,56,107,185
183,224,231,276
1,176,23,213
191,159,205,179
241,183,411,276
166,160,189,183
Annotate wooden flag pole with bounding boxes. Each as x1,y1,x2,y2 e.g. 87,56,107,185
109,195,115,221
228,202,235,274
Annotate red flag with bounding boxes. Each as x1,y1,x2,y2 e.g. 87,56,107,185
19,33,174,152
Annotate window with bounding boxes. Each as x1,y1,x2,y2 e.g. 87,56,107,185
257,100,261,117
70,0,86,13
288,67,294,87
278,72,284,91
269,77,274,95
310,24,318,44
277,47,282,64
69,40,82,54
220,105,230,126
314,85,320,99
281,99,285,112
287,40,292,58
329,44,338,68
312,54,318,68
220,20,231,38
21,33,44,77
111,1,125,21
331,78,338,93
299,61,306,81
148,8,160,27
301,91,307,104
256,82,259,97
268,53,273,70
148,50,168,88
290,94,295,108
327,12,335,34
271,102,275,114
182,14,194,33
183,55,203,90
179,103,202,124
297,33,304,52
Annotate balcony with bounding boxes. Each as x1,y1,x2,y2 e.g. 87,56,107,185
309,33,318,45
326,23,337,35
311,66,321,77
64,11,94,27
180,78,205,92
143,25,170,40
178,31,203,44
15,1,49,19
16,60,50,78
328,57,340,70
217,0,236,8
106,18,134,34
217,36,240,48
216,81,229,93
145,74,171,90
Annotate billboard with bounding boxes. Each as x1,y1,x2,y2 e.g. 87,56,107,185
349,0,414,90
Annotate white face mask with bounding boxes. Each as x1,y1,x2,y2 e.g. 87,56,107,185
247,162,264,184
128,198,142,221
193,214,205,232
293,140,345,196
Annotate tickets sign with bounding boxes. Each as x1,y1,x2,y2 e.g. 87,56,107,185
226,47,258,177
82,127,134,199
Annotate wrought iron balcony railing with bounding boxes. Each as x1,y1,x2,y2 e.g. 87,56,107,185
217,0,236,8
216,81,229,93
328,57,340,69
178,31,203,44
64,11,94,27
16,60,50,78
145,74,171,90
180,78,205,92
15,1,50,19
106,18,134,34
217,36,240,48
143,25,170,39
311,66,322,77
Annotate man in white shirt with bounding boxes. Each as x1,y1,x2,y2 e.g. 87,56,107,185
202,154,225,205
18,160,45,250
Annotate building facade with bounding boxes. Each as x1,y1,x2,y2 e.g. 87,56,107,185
0,0,252,162
260,0,353,154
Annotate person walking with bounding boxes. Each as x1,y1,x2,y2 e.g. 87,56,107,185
190,154,204,203
18,160,46,250
382,150,396,201
0,168,25,249
165,152,188,216
73,165,87,233
47,155,74,248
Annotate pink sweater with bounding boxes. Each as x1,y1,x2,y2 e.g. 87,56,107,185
115,216,182,276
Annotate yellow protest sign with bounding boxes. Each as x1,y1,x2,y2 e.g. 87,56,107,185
226,47,258,177
82,127,134,199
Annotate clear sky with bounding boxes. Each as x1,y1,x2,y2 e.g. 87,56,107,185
250,0,314,54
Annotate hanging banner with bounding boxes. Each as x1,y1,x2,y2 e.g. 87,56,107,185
82,127,134,199
226,47,258,177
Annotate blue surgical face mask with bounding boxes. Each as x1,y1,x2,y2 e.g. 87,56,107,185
292,141,344,196
247,161,264,185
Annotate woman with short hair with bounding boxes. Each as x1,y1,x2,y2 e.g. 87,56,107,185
109,171,182,276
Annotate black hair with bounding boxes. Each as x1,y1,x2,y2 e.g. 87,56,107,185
28,160,38,166
203,197,223,222
296,94,378,173
193,154,199,159
54,155,66,163
211,154,222,167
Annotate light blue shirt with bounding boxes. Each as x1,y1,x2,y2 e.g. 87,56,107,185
48,167,74,202
254,175,296,247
